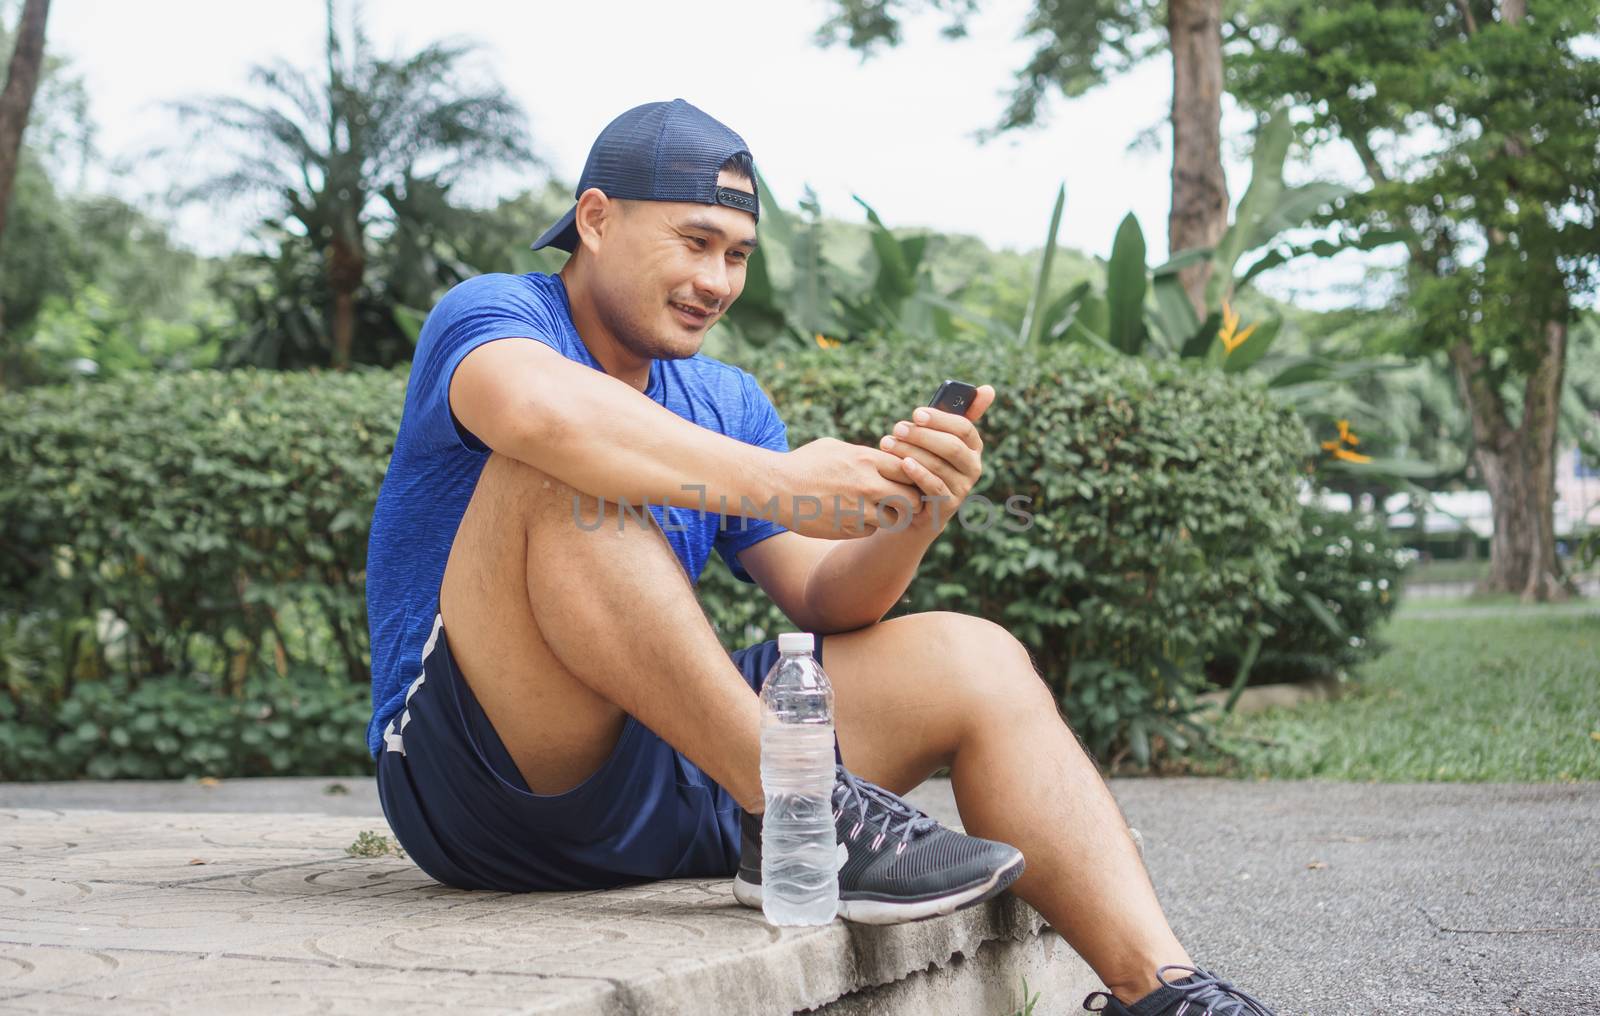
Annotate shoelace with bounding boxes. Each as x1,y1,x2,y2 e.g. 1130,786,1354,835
832,765,940,851
1084,965,1275,1016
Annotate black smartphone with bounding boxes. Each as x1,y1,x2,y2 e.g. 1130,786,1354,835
928,379,979,416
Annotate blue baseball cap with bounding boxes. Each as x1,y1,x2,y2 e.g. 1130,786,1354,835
532,98,759,253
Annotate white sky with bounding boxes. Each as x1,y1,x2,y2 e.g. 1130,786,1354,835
50,0,1379,305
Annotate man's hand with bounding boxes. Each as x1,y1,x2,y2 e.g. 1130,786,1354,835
768,437,925,539
746,386,996,633
876,384,996,532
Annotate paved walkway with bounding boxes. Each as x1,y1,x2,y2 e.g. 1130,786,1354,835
1403,578,1600,601
2,778,1596,1014
1397,601,1600,621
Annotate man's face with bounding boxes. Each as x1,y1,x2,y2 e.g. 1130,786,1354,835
583,168,757,362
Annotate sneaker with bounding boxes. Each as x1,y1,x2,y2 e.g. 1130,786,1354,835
1084,965,1276,1015
730,764,1025,925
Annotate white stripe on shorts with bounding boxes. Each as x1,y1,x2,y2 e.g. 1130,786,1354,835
384,614,444,756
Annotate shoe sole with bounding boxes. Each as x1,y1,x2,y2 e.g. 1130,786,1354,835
731,851,1025,926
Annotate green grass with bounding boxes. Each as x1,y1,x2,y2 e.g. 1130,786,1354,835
1395,594,1600,617
1211,609,1600,781
1401,558,1596,588
346,830,406,859
1395,592,1521,612
1001,976,1041,1016
1403,558,1490,585
1392,593,1576,615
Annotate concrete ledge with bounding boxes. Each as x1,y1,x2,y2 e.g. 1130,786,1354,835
812,927,1091,1015
0,807,1095,1015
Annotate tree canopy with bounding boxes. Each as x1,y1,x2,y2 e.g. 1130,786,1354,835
168,0,536,368
1230,0,1600,597
816,0,1165,135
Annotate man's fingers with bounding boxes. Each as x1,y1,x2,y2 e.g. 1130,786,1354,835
968,385,996,422
879,436,963,493
884,424,979,476
910,403,985,453
901,455,954,501
872,493,917,530
869,448,924,495
863,451,923,527
863,445,913,474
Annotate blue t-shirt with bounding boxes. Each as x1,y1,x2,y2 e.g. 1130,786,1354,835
365,272,790,757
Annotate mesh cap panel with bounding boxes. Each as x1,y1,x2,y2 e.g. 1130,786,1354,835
532,98,758,252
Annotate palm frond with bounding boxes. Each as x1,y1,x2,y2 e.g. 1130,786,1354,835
248,59,328,131
167,96,323,178
164,0,541,370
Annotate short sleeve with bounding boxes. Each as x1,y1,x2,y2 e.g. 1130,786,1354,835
406,274,566,455
713,372,791,583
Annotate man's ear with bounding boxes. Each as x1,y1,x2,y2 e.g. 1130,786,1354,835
573,187,612,256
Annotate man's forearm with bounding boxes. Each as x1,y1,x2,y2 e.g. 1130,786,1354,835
510,359,781,515
802,519,944,633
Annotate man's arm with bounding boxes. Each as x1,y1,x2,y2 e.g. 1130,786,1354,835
452,338,779,513
450,338,924,537
736,523,944,634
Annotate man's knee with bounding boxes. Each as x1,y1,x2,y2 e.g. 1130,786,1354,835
472,452,665,539
475,452,590,524
920,610,1035,671
919,611,1058,722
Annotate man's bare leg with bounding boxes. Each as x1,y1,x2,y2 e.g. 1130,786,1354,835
438,452,763,811
438,456,1186,998
820,610,1192,1004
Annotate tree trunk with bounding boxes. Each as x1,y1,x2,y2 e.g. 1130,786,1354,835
331,288,356,369
0,0,52,383
1166,0,1228,316
0,0,49,245
327,230,364,370
1447,316,1574,602
1509,313,1571,600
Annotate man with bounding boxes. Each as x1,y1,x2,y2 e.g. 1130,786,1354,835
366,99,1276,1016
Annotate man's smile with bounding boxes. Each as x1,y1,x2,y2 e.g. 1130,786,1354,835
669,300,715,329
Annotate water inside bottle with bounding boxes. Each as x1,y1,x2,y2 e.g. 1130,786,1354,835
759,644,838,925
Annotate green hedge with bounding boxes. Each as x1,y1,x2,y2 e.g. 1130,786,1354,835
1206,503,1406,687
0,342,1310,777
0,368,397,779
0,670,370,780
699,341,1309,763
0,368,397,687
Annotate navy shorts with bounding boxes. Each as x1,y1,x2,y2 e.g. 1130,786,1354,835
376,613,833,892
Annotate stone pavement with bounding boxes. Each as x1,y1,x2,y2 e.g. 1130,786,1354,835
1,777,1596,1014
0,779,1089,1016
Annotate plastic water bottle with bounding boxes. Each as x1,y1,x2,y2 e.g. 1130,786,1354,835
759,631,839,926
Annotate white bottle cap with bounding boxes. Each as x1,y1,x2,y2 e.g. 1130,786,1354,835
777,632,814,654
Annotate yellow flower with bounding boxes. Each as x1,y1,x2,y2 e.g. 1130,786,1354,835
1226,323,1257,354
1217,300,1257,355
814,334,841,350
1323,420,1371,463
